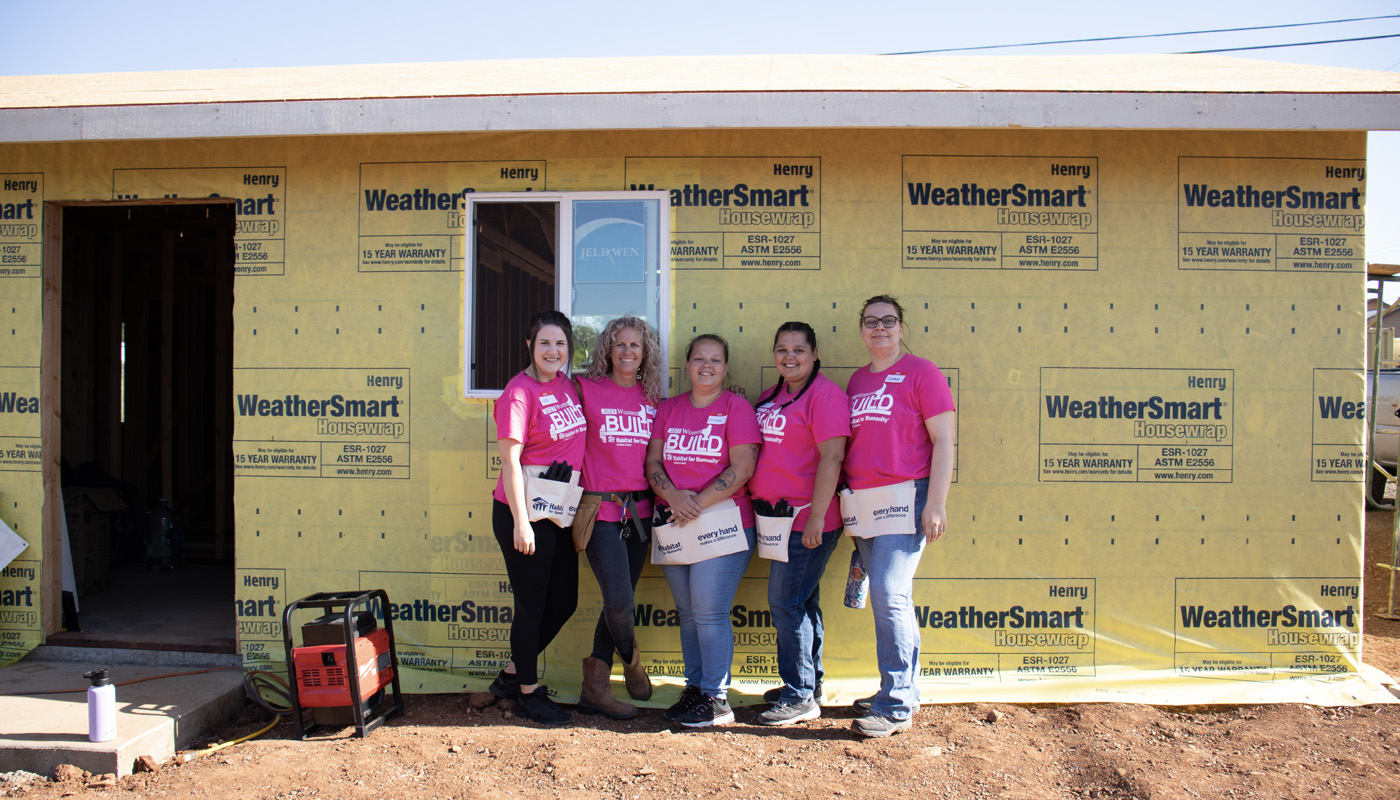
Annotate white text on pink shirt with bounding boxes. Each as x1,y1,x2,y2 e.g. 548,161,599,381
665,425,724,460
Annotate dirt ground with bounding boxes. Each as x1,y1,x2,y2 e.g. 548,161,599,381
8,512,1400,800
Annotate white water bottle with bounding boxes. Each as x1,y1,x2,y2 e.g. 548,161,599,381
84,669,116,743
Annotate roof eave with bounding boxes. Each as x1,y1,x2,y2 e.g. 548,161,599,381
2,90,1395,144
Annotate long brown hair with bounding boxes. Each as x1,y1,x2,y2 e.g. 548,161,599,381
525,310,573,370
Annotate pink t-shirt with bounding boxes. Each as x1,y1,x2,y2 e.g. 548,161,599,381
651,391,762,528
578,376,657,523
750,373,851,531
491,371,587,505
844,353,956,491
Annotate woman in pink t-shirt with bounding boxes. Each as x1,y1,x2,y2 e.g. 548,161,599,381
843,295,956,739
573,316,664,720
488,310,587,726
749,321,850,727
645,333,760,728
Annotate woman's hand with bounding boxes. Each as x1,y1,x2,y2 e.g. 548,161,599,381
513,518,537,555
922,503,947,543
922,412,955,544
803,436,846,549
647,438,704,526
498,437,536,553
665,489,703,526
801,515,824,549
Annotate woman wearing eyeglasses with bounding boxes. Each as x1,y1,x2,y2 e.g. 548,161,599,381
842,295,956,738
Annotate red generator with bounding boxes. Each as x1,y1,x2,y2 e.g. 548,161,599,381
282,590,404,739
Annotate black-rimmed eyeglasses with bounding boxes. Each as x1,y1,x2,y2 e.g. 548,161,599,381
861,315,899,329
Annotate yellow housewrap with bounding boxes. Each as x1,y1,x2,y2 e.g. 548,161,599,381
0,168,42,665
0,126,1389,705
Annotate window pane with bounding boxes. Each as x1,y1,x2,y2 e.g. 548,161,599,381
570,199,660,372
472,202,557,391
463,192,666,397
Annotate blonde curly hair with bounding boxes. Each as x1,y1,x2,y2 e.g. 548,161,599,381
585,316,665,403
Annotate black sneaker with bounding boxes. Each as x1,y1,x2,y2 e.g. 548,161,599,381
516,685,570,725
757,696,820,726
489,670,521,702
673,694,734,728
664,685,704,721
763,679,822,705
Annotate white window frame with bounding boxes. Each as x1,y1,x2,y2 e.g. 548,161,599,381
461,190,671,399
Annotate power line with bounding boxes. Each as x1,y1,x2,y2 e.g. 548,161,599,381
1179,33,1400,54
883,14,1400,55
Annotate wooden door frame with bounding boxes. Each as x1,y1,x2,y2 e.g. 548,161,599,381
40,198,235,637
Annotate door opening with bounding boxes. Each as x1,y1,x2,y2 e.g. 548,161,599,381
54,203,236,651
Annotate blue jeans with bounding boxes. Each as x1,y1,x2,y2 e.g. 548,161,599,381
767,524,843,704
851,476,929,721
661,526,756,699
584,518,648,663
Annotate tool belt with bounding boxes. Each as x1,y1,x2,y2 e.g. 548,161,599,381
572,489,652,552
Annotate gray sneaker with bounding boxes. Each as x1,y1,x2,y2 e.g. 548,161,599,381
757,696,820,726
852,694,875,713
851,712,912,738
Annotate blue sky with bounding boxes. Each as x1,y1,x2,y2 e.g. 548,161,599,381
4,0,1398,285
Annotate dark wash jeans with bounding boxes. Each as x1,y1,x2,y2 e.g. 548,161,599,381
584,517,649,663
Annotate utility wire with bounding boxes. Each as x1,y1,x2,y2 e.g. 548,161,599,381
884,14,1400,55
1179,33,1400,54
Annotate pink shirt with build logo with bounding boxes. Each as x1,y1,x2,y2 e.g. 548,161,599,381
491,371,587,505
845,353,955,491
652,391,762,528
750,373,851,531
578,376,656,523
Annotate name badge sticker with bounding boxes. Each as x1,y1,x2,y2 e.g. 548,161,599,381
885,373,906,384
540,393,558,406
708,415,728,425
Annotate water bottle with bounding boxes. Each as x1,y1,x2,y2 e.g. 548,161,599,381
85,669,116,742
843,548,868,609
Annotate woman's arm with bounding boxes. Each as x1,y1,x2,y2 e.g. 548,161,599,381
921,410,956,543
801,436,847,548
497,437,536,555
646,438,702,522
694,443,758,510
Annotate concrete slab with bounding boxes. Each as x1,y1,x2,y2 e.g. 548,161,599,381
0,654,246,777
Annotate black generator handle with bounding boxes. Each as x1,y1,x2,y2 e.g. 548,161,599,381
280,588,403,740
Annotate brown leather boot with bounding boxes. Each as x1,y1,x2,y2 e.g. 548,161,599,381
620,640,653,701
578,656,636,720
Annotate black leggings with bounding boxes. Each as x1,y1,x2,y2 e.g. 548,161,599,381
492,500,579,686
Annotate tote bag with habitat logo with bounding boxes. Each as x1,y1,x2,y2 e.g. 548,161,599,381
522,464,583,527
755,502,809,562
650,498,748,565
839,480,916,538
